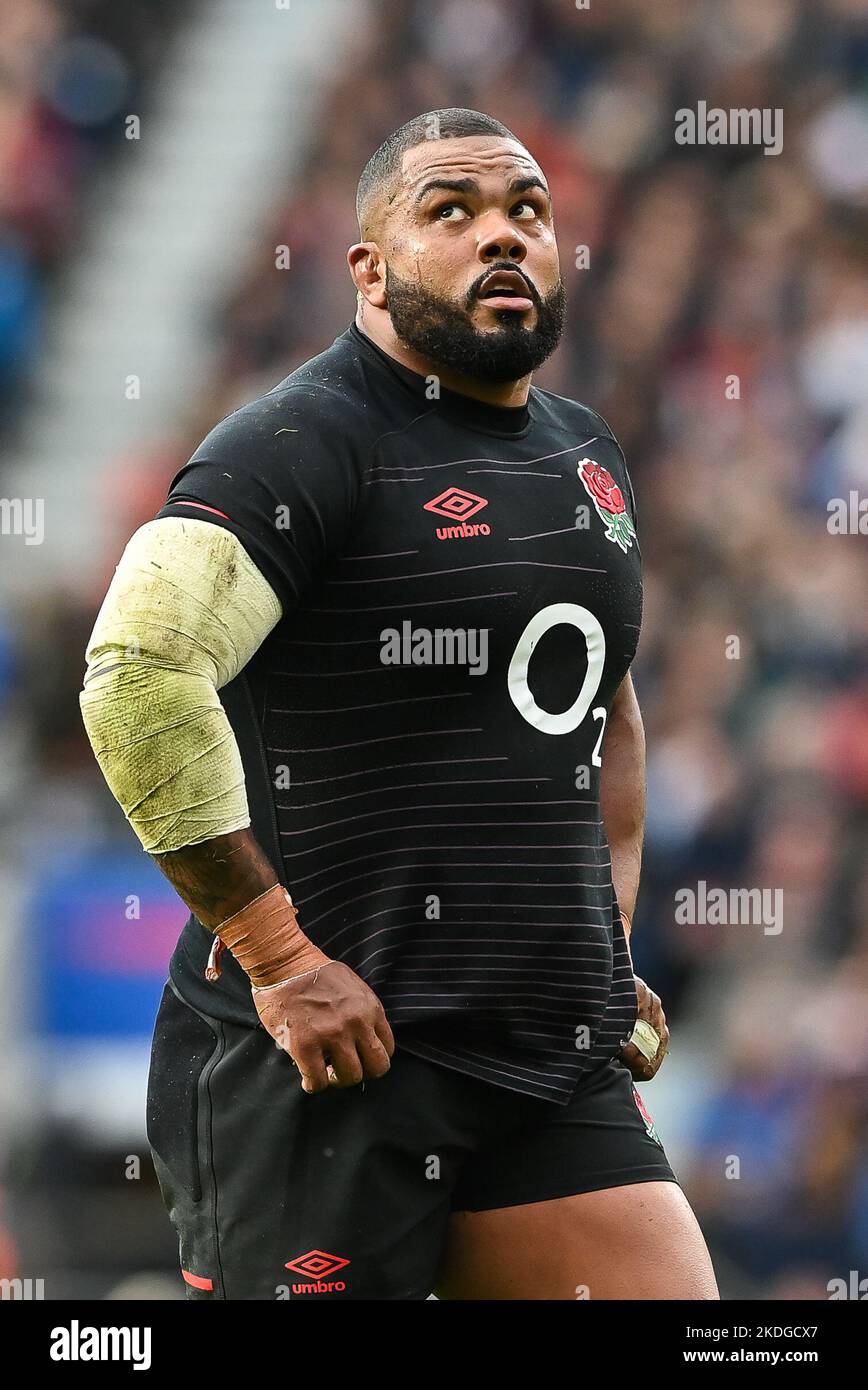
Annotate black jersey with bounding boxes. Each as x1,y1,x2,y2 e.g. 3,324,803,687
156,321,643,1103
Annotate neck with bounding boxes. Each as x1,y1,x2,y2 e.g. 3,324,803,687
354,310,532,408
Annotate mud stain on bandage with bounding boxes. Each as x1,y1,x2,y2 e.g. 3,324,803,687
214,553,238,597
80,517,283,852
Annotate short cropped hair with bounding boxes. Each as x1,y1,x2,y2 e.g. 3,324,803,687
356,108,520,240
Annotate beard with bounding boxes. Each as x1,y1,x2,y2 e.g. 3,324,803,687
385,262,566,382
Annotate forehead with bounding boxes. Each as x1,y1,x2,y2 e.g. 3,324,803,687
398,135,545,201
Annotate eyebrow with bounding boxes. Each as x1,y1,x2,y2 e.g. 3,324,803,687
414,174,551,205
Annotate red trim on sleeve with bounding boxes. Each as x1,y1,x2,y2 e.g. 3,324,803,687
181,1268,213,1291
172,500,233,522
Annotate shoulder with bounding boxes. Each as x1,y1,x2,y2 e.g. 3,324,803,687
530,385,622,450
194,327,379,458
194,382,372,462
531,386,639,526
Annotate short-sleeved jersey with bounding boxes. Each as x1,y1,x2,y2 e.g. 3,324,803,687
156,321,642,1103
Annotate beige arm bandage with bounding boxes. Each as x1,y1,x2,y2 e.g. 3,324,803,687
79,516,283,853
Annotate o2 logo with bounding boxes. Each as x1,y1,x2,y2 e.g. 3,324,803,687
507,602,607,759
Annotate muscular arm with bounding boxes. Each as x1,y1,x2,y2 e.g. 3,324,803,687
602,673,669,1079
80,515,393,1090
153,827,279,930
600,672,646,936
79,517,290,934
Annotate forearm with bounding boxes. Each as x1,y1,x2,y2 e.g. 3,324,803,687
153,826,327,987
153,826,280,930
600,673,646,933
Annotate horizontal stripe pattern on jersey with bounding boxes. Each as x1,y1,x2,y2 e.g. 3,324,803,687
158,321,642,1102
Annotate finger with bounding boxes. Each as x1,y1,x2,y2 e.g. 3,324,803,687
356,1030,392,1080
620,1042,643,1074
647,1003,668,1054
291,1042,330,1095
621,1038,658,1078
323,1037,365,1089
645,991,663,1025
622,1046,656,1081
372,1008,395,1057
636,987,656,1022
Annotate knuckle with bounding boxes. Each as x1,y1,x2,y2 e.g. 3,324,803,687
320,1019,348,1043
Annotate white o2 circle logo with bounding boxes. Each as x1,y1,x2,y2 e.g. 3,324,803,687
507,602,606,737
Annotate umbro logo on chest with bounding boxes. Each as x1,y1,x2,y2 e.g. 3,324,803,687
424,486,491,541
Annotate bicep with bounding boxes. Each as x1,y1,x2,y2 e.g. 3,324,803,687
601,673,646,799
610,672,643,736
83,516,282,690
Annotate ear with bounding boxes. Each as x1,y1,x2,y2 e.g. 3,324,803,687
347,242,387,310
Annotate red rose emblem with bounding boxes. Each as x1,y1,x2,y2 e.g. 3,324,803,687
576,456,636,552
632,1084,664,1147
579,459,625,515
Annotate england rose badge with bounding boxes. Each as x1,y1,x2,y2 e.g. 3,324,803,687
577,457,636,552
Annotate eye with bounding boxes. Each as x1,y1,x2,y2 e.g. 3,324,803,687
435,203,469,223
512,200,542,221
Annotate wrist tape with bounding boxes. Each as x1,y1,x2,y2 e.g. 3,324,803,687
208,883,331,988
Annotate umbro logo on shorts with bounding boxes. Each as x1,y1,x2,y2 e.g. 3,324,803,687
284,1249,350,1294
424,487,491,540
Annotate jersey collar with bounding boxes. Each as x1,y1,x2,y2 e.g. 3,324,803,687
346,322,533,439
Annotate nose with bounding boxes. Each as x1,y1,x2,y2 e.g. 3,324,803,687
476,213,528,267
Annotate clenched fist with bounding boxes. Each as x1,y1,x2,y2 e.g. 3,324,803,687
253,961,395,1094
620,975,670,1081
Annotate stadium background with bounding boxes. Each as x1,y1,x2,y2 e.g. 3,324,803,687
0,0,866,1300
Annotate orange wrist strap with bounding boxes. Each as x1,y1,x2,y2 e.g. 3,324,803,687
205,883,330,988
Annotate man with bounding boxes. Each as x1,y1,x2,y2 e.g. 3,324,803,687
80,108,718,1300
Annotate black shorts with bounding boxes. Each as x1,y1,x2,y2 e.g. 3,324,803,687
146,980,679,1300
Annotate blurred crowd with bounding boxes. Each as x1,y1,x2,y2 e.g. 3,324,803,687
2,0,868,1298
0,0,182,427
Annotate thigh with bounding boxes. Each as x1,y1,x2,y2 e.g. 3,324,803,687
146,981,464,1300
438,1058,718,1299
437,1179,718,1300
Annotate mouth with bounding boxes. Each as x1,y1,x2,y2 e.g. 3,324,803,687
476,270,535,313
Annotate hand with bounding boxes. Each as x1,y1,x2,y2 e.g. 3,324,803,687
253,962,395,1094
620,975,670,1081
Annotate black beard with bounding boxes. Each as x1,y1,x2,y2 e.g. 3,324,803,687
385,263,566,382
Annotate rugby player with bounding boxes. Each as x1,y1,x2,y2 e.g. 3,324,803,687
80,108,719,1300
